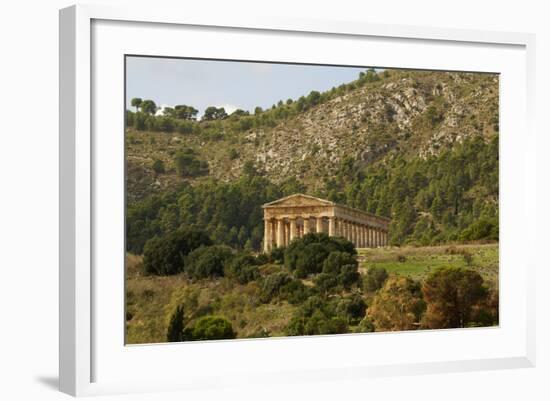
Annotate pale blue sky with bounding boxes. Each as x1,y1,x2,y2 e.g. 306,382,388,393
125,56,368,116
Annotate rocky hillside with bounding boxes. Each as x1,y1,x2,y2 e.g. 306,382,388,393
126,69,498,202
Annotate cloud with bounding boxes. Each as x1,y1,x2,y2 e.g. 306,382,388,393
155,104,171,116
217,104,240,115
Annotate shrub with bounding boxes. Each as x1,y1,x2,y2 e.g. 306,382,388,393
338,265,361,289
367,276,426,332
286,296,349,336
280,279,311,304
174,148,209,177
314,272,339,294
142,229,212,275
459,217,498,241
190,316,235,341
363,266,389,292
462,251,473,266
269,246,285,264
224,254,260,284
335,295,367,324
396,254,407,263
152,159,165,174
421,267,488,329
321,251,357,275
185,245,234,279
260,272,292,303
314,251,360,292
284,233,355,278
356,317,375,333
166,305,185,342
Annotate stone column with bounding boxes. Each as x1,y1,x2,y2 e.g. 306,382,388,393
375,228,380,247
276,218,285,248
289,218,297,243
351,223,357,246
286,222,291,246
369,227,374,248
303,217,310,235
360,225,366,248
316,217,323,233
328,217,335,237
263,219,272,252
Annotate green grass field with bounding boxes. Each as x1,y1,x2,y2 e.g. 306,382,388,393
358,243,498,286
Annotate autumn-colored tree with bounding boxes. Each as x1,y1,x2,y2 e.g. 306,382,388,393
421,267,487,329
367,276,425,332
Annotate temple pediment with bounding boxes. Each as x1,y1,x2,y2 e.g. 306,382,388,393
263,194,335,208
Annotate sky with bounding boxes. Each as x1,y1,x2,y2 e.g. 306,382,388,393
125,56,368,116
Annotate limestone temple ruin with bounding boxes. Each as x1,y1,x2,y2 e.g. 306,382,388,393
262,194,391,252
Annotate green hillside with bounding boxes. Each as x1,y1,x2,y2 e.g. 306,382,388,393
126,69,498,251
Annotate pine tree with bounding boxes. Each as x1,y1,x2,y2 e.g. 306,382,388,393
166,305,185,342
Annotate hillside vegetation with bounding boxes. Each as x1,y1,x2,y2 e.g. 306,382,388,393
126,242,498,344
125,68,499,343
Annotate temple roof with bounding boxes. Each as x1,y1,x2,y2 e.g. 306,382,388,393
262,193,391,222
262,193,335,208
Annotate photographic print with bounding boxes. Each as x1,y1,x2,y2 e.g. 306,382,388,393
125,57,499,344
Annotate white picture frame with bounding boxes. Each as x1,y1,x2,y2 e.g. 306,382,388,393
59,4,536,397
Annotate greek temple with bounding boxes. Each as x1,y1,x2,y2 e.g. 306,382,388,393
262,194,391,252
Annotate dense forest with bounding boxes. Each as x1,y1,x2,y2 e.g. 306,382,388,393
127,134,498,254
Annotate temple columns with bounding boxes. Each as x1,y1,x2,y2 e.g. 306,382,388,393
303,217,311,235
316,217,323,234
263,219,272,252
328,217,335,236
276,218,285,248
289,218,297,243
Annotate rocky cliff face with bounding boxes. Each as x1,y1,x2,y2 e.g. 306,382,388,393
126,70,498,202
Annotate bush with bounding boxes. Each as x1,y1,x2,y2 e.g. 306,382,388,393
459,217,498,241
224,254,260,284
260,272,292,303
280,279,311,304
462,251,473,266
190,316,235,341
367,276,426,332
166,305,185,342
335,295,367,324
314,273,339,294
421,267,488,329
286,296,349,336
363,266,389,292
270,246,285,264
185,245,234,279
284,233,355,278
142,229,212,275
338,265,361,289
174,148,209,177
356,317,375,333
321,251,357,275
152,159,165,174
314,251,360,292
